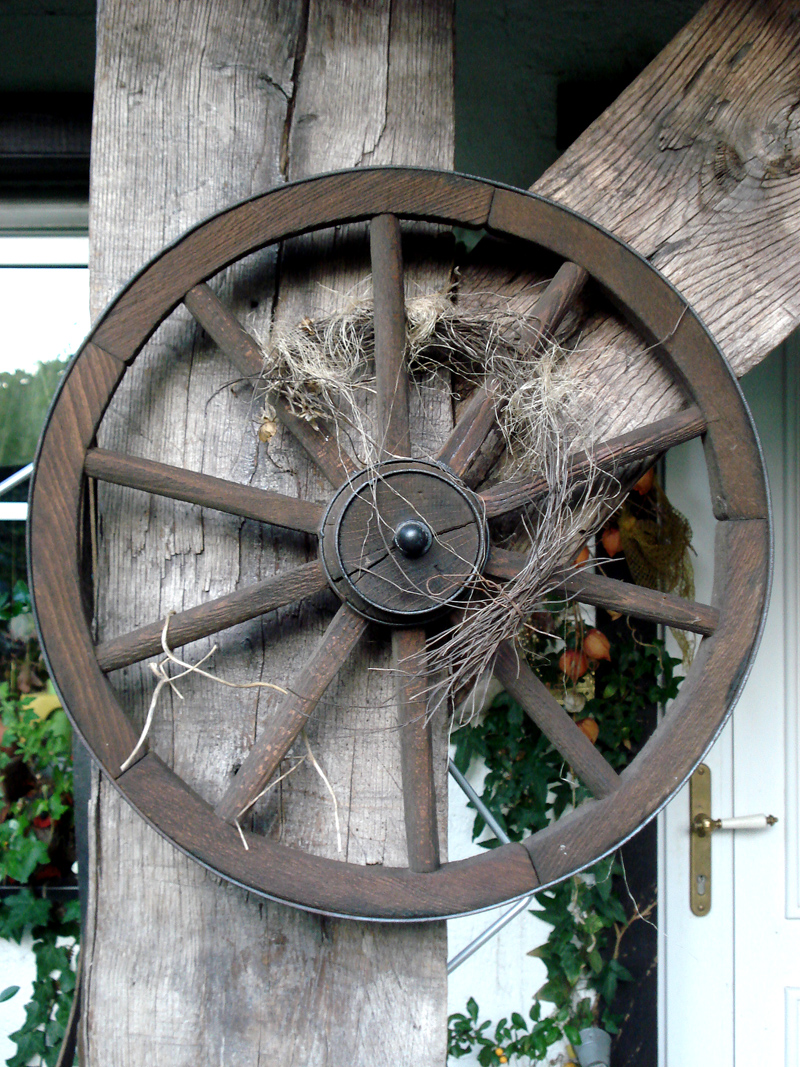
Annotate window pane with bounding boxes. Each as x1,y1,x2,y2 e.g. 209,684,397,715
0,238,89,467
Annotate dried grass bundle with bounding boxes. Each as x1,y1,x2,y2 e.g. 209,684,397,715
256,283,621,717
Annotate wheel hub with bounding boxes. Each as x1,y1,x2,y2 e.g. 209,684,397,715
319,458,489,625
393,519,433,559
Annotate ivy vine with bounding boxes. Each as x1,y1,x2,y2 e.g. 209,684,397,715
448,600,682,1065
0,582,78,1067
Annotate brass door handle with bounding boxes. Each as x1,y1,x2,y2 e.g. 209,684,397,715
692,811,778,837
689,764,778,915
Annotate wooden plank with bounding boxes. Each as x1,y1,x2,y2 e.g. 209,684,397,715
185,283,357,486
371,214,410,459
485,549,720,636
393,627,440,872
84,3,455,1064
85,448,324,533
480,405,706,517
96,560,328,672
493,640,621,799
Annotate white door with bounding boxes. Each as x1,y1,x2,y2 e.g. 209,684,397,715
661,335,800,1064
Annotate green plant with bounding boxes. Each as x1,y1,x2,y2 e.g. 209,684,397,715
0,892,79,1067
0,359,68,469
449,612,681,1064
449,996,575,1065
0,581,79,1067
0,691,74,886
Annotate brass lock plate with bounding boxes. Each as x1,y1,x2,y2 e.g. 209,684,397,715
690,763,712,915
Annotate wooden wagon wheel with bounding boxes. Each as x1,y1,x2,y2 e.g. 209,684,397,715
28,168,770,920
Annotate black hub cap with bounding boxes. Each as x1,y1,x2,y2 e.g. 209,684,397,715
393,520,433,558
319,458,489,625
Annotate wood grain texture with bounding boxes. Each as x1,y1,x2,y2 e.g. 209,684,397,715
117,752,538,917
185,283,357,486
371,214,410,459
533,0,800,377
436,377,501,475
480,406,707,517
522,260,588,344
96,560,328,672
34,170,764,926
493,641,621,799
457,0,800,492
485,549,719,636
83,2,454,1064
437,261,587,478
85,447,324,533
28,344,137,773
53,0,790,1055
214,604,369,823
393,627,440,872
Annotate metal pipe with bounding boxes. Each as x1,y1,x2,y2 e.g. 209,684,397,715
448,758,510,845
447,892,535,973
0,463,33,498
447,758,537,973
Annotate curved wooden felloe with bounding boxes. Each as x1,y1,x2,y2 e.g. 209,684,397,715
28,168,770,919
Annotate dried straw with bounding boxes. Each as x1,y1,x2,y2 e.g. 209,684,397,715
256,282,622,718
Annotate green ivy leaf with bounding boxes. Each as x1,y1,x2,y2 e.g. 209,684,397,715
0,985,20,1003
0,892,52,942
564,1023,581,1045
588,948,604,975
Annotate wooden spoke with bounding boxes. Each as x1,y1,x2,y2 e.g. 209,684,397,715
214,604,369,823
184,283,357,486
493,641,620,799
437,261,588,479
96,560,327,672
559,571,718,636
393,628,439,873
485,548,719,636
480,405,707,517
436,378,502,477
522,261,588,344
85,448,322,533
371,214,410,458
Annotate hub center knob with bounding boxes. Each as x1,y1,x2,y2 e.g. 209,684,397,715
319,458,488,625
394,519,433,559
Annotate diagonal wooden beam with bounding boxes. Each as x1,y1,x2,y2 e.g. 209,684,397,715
532,0,800,376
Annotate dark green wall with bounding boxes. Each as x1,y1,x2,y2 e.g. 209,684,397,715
0,0,95,94
455,0,704,187
0,0,707,184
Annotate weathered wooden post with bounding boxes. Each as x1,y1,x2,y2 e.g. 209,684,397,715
36,1,800,1063
82,3,454,1063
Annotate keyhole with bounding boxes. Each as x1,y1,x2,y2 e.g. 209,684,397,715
696,874,707,896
